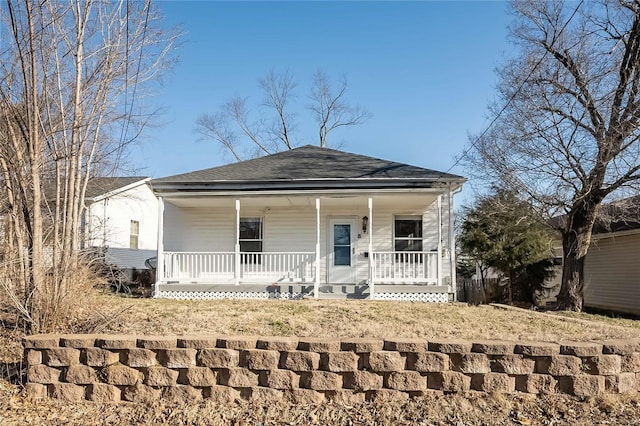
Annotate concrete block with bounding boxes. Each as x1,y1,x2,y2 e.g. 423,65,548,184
383,338,428,353
514,342,560,356
198,348,239,368
535,355,582,375
218,368,259,387
256,336,299,351
24,335,59,349
125,348,158,368
298,338,341,353
177,335,219,349
163,385,203,402
450,353,491,374
471,340,515,355
341,339,384,353
491,355,535,375
48,383,85,401
366,351,405,372
84,348,119,367
216,336,257,350
280,351,320,371
514,374,557,394
59,335,97,348
385,371,427,391
122,384,161,403
28,365,61,384
259,369,299,390
320,352,359,372
64,365,97,384
96,335,137,349
144,366,179,386
299,371,342,390
45,348,80,367
137,336,177,349
101,365,142,386
427,372,471,392
179,367,217,387
428,340,472,354
87,383,121,402
343,371,384,391
583,355,622,375
241,349,280,370
470,373,515,393
159,348,197,368
406,352,449,372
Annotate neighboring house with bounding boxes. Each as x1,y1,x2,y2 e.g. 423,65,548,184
83,177,158,271
548,196,640,315
150,145,466,301
582,196,640,316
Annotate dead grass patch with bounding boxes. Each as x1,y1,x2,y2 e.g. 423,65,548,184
79,294,640,342
2,291,640,425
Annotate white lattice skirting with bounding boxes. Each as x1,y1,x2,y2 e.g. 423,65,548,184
156,291,306,301
372,292,449,303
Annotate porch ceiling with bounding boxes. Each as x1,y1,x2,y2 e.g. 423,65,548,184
163,193,440,209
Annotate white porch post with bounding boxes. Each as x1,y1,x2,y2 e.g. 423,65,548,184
448,187,457,300
235,199,240,286
437,194,443,287
314,197,320,299
154,196,164,297
368,196,374,298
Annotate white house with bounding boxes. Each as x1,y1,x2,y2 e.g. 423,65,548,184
83,177,158,270
150,146,465,301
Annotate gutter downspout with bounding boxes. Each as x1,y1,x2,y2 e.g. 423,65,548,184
449,184,463,301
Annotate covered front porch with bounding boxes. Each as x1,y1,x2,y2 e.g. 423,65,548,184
154,190,455,301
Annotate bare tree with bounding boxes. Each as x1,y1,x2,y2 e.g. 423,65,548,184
195,69,371,160
0,0,178,332
466,0,640,311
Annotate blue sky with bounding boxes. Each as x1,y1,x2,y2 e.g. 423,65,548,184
133,1,513,203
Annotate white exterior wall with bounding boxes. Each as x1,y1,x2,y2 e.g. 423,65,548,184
161,194,454,287
86,182,158,250
584,232,640,316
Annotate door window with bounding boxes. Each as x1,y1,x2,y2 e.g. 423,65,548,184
333,224,351,266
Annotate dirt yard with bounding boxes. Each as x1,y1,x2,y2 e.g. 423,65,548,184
1,293,640,425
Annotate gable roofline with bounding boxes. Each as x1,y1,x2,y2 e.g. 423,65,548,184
151,145,466,194
89,177,151,202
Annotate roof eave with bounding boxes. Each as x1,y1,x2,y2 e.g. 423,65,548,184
151,177,466,194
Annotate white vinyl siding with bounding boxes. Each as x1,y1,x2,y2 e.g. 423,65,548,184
584,233,640,316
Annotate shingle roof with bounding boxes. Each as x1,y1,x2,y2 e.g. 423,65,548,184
549,195,640,234
152,145,464,188
84,177,149,199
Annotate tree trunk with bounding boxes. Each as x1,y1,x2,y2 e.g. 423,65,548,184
556,202,600,311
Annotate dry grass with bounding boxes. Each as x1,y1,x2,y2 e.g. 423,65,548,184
2,291,640,425
83,294,640,342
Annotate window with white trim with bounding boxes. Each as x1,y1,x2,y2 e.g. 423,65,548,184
239,217,263,263
394,216,422,261
130,220,140,249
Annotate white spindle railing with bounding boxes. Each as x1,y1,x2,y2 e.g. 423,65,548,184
371,251,438,284
163,251,315,283
163,252,235,282
240,252,315,282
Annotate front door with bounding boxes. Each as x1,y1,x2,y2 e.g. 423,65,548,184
329,218,357,283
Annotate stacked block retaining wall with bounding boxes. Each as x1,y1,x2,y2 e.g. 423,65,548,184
24,335,640,402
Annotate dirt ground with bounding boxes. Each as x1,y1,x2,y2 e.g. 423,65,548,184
2,294,640,425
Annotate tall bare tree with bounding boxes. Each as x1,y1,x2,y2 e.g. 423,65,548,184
0,0,178,332
467,0,640,311
195,69,371,160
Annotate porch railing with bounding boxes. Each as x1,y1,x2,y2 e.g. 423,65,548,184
163,251,315,283
371,251,438,284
